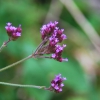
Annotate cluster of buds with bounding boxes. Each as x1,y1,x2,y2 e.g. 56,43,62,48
47,74,66,93
34,21,68,62
5,22,22,40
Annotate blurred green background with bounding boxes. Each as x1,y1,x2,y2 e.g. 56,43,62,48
0,0,100,100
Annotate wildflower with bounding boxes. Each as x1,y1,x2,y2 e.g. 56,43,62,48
48,74,66,93
51,44,68,62
37,21,68,62
40,21,58,40
5,22,22,40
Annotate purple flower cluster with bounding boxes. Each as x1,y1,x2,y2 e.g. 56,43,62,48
50,74,66,93
5,22,22,40
4,21,67,62
40,21,58,40
4,22,67,93
40,21,68,62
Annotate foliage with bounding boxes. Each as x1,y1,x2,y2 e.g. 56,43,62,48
0,0,100,100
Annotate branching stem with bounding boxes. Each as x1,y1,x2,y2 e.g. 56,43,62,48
0,38,12,52
0,55,32,72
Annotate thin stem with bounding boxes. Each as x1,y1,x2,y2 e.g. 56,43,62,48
0,43,6,52
34,38,48,55
0,38,12,52
0,55,32,72
0,82,46,89
37,56,52,59
0,38,47,72
0,38,48,72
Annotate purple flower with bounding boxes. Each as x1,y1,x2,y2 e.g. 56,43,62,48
49,74,66,93
5,22,22,40
35,21,68,62
54,28,67,42
51,44,68,62
40,21,58,40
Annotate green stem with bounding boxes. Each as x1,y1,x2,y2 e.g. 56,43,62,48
0,82,46,89
34,38,48,55
0,38,11,52
0,38,47,72
0,43,6,52
0,55,32,72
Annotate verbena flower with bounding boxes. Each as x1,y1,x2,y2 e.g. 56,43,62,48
4,21,67,62
47,74,66,93
5,22,22,40
38,21,68,62
40,21,58,40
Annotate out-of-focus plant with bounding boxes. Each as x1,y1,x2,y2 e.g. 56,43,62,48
0,21,67,93
0,0,100,100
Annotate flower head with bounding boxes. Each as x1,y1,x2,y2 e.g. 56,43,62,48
5,22,22,40
35,21,68,62
40,21,58,40
48,74,66,93
51,44,68,62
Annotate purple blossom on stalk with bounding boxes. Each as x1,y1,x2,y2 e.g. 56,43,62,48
51,44,68,62
5,22,22,40
40,21,58,40
48,74,66,93
39,21,68,62
4,21,67,62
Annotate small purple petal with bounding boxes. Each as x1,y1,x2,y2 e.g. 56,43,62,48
60,83,64,87
54,21,58,25
51,83,55,87
61,34,67,40
59,88,62,92
54,85,59,90
7,22,12,26
5,26,8,30
61,29,64,32
63,44,66,48
62,58,68,62
16,32,21,36
52,54,56,58
63,77,67,80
